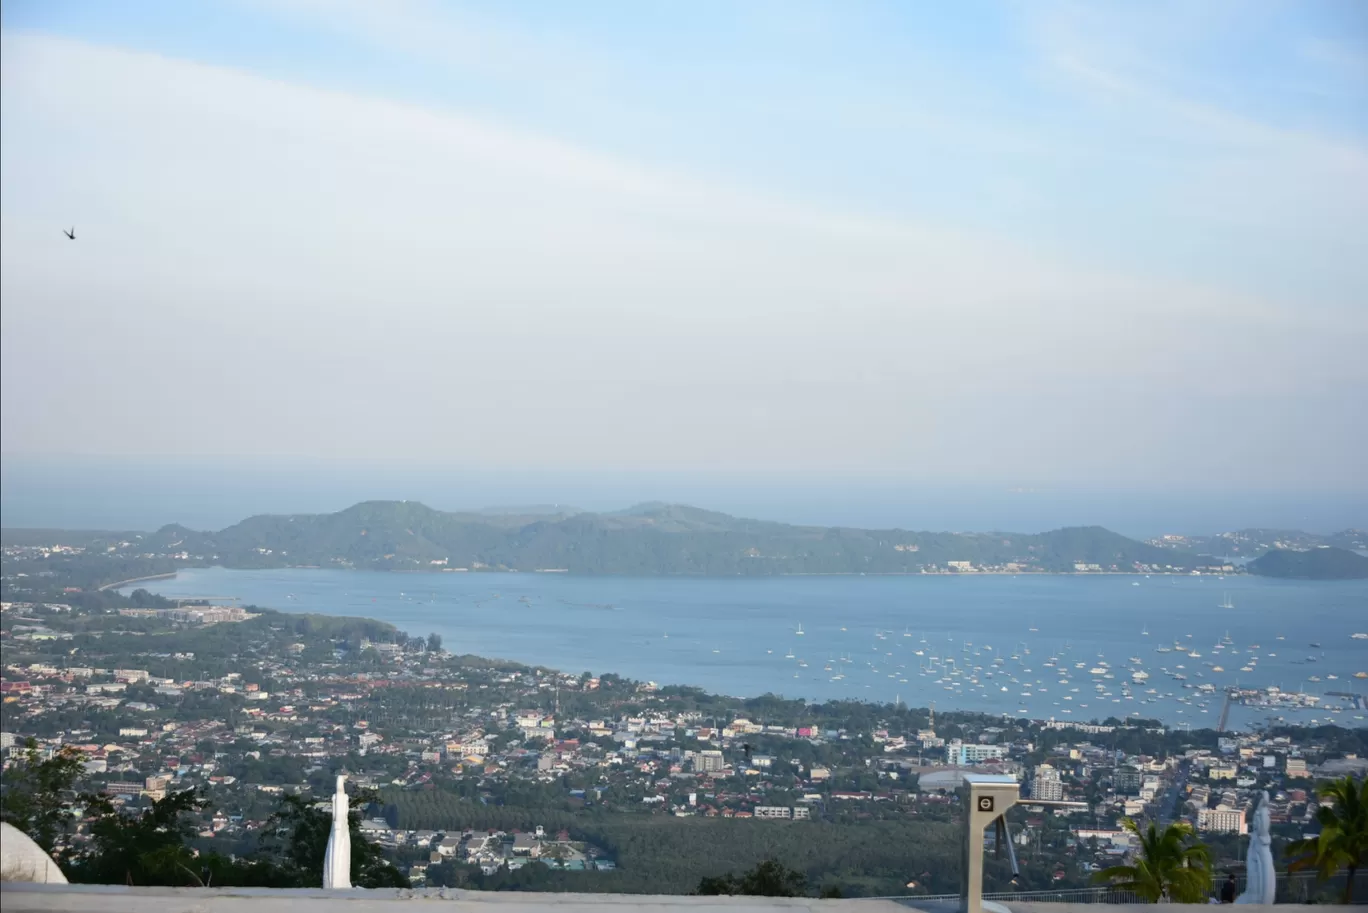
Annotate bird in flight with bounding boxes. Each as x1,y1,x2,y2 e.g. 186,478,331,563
63,227,75,240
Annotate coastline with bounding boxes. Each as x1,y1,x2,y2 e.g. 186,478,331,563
98,571,178,592
97,569,1362,729
114,565,1246,580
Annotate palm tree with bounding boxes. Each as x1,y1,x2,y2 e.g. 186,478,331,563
1091,818,1213,902
1286,774,1367,904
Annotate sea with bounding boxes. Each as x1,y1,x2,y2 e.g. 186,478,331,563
122,569,1368,731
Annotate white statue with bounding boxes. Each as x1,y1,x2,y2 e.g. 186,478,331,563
322,773,352,889
1236,790,1275,905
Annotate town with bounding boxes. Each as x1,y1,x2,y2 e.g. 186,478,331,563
3,566,1364,898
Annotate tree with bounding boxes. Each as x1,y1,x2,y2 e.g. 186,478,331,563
259,790,409,887
1091,818,1212,902
427,632,443,653
0,740,85,854
68,788,207,885
697,858,809,897
1286,774,1367,904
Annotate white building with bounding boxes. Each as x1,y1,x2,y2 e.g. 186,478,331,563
1197,806,1247,835
1032,763,1064,802
753,806,792,819
945,740,1007,765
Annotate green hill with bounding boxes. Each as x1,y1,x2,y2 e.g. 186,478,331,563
139,500,1209,575
1247,546,1368,580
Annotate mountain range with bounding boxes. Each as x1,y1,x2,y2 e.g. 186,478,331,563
131,500,1225,576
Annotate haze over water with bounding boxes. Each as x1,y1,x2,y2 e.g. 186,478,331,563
126,568,1368,731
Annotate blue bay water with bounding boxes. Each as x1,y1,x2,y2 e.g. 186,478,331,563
124,569,1368,730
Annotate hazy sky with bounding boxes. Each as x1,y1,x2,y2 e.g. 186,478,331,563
2,0,1366,489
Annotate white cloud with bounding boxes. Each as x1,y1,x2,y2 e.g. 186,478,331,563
1,33,1364,485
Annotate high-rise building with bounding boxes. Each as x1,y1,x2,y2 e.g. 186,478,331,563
689,749,725,773
1198,806,1247,835
1114,766,1142,795
1032,763,1064,802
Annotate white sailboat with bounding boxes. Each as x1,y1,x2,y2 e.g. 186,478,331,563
795,623,805,636
1219,593,1234,609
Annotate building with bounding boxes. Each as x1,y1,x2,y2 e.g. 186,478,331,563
1114,766,1142,795
1032,764,1064,802
753,806,792,819
690,750,725,773
1197,806,1247,835
1286,757,1308,777
945,741,1007,765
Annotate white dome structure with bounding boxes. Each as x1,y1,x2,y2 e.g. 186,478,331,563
0,822,68,883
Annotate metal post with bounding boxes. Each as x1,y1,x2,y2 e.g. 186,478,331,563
960,774,1021,913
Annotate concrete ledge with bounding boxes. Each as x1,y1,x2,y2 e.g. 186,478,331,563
0,884,908,912
1008,906,1341,913
2,885,1351,912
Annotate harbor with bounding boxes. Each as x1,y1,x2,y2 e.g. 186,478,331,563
120,567,1368,729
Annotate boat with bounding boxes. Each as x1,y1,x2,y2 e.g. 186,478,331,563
1219,593,1234,609
1142,624,1149,635
1356,672,1368,679
1353,633,1368,640
796,623,805,636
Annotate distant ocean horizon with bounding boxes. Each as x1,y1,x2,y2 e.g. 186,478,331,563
123,567,1368,732
5,457,1367,538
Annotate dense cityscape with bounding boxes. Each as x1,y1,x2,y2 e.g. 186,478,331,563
2,531,1365,900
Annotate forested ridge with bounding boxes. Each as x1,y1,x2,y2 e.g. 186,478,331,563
1247,547,1368,580
91,500,1210,574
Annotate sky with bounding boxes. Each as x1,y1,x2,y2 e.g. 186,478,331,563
2,1,1367,528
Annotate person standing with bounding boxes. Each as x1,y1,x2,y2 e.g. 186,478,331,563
1220,873,1237,904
